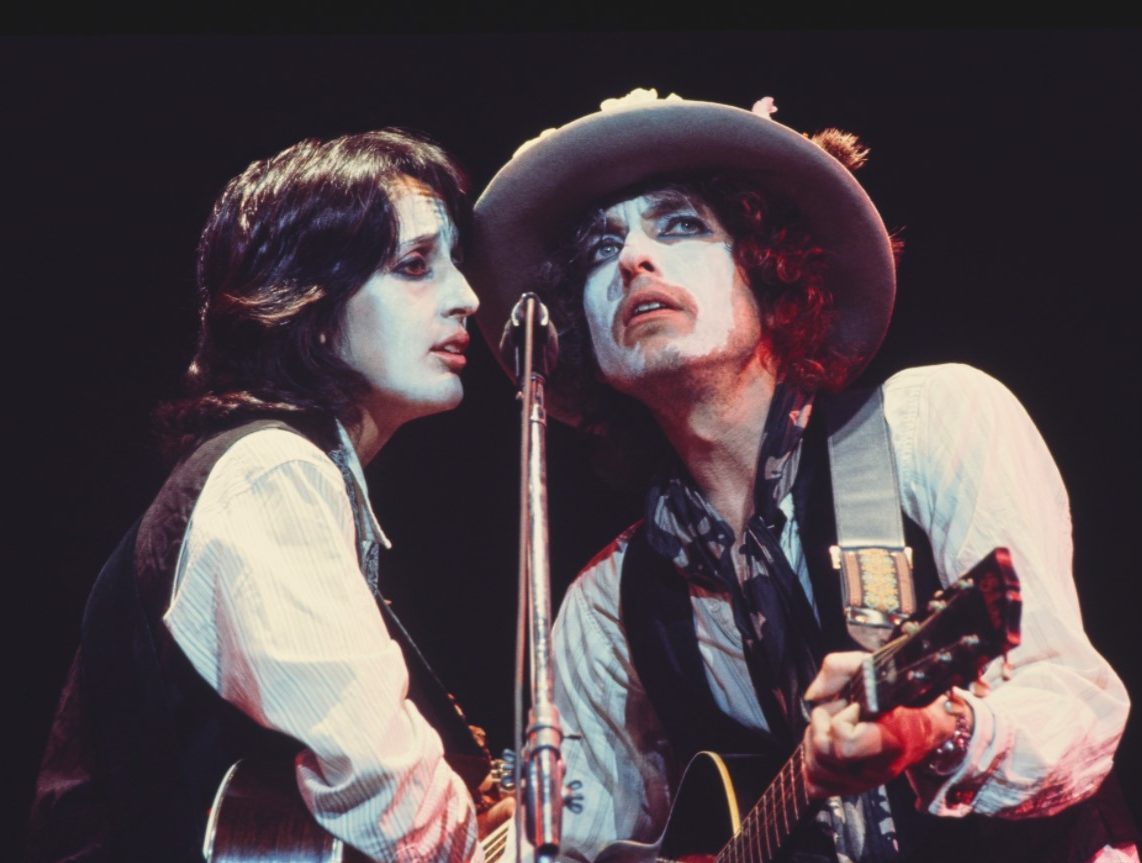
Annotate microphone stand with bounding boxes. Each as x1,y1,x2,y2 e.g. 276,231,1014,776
503,293,564,863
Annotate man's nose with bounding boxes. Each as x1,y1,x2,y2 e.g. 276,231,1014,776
618,230,658,283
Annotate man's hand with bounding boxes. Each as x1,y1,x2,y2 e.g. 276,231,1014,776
801,651,966,799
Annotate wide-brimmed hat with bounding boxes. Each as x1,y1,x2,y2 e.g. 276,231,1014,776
467,89,896,425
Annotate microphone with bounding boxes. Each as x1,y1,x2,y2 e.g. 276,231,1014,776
499,293,560,383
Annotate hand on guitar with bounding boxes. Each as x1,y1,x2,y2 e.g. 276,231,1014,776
477,796,515,841
801,651,973,799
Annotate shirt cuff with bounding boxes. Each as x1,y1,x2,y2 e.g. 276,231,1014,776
907,686,1002,815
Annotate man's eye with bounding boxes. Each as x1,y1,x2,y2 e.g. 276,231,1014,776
662,215,709,236
394,253,430,278
588,237,623,264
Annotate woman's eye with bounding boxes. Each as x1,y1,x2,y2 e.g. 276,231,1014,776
394,253,430,278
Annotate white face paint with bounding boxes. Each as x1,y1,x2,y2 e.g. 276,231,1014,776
339,177,479,427
581,190,762,393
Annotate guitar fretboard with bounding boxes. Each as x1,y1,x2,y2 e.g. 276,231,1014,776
715,745,808,863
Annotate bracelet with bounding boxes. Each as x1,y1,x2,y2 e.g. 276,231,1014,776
922,696,973,777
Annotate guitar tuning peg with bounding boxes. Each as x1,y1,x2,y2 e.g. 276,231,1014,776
902,621,921,636
564,779,584,814
494,749,517,792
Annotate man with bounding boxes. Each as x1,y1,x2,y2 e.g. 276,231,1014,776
28,129,509,862
468,91,1135,861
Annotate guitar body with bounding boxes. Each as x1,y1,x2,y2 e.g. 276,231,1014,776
596,752,773,863
204,758,367,863
205,757,510,863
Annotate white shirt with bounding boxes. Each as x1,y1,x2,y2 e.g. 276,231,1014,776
551,364,1134,862
164,422,482,862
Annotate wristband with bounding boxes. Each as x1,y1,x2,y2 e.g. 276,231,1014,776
922,696,973,777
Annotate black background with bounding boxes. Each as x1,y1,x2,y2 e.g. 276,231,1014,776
6,31,1140,854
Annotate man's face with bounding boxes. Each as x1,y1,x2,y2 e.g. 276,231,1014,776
339,176,479,425
580,189,763,394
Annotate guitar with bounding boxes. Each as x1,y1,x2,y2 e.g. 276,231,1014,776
203,756,512,863
596,547,1022,863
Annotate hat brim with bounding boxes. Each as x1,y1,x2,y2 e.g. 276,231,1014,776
468,99,895,425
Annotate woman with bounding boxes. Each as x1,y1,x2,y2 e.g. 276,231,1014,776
29,129,497,862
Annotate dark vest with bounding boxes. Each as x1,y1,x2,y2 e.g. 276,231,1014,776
619,396,1136,863
27,417,486,863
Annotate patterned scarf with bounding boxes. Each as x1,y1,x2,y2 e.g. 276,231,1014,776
644,381,821,742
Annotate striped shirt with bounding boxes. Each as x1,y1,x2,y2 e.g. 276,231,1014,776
164,422,481,862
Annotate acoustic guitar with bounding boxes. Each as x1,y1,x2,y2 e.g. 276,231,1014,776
596,547,1021,863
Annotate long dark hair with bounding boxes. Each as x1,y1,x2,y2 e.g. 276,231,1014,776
157,129,468,457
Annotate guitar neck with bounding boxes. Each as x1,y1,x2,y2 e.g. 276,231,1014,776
717,745,809,863
709,548,1021,863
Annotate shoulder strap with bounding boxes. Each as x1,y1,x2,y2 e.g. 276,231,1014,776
825,386,917,650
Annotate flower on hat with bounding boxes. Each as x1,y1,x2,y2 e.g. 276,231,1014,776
512,87,686,159
752,96,779,119
598,87,683,113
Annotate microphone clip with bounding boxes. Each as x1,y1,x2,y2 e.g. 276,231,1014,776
500,293,559,384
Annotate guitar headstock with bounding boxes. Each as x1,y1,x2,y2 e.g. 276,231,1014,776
847,547,1022,718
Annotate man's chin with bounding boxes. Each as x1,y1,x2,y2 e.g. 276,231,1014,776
602,347,688,394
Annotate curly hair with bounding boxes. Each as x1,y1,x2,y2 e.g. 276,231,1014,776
538,170,862,478
156,128,468,458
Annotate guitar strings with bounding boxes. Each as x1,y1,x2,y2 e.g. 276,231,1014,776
482,821,511,863
717,746,807,863
715,602,970,863
720,631,928,862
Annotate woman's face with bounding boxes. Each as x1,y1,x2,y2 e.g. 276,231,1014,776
338,176,479,429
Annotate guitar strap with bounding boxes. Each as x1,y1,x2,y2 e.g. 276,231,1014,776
825,386,917,652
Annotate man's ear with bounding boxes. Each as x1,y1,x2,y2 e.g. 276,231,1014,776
753,329,779,375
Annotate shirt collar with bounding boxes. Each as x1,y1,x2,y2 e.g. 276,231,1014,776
335,418,393,550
